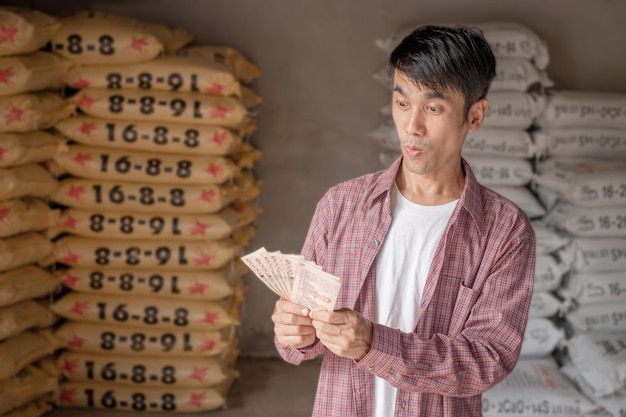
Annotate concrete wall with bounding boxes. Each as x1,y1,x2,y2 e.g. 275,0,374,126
6,0,626,356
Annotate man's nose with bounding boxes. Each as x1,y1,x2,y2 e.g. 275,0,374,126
406,108,426,136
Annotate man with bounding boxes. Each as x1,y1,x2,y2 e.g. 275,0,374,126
272,25,535,416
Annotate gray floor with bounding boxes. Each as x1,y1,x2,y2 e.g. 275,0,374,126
48,358,320,417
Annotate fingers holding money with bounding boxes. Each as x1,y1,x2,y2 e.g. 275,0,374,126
310,308,373,360
272,298,317,349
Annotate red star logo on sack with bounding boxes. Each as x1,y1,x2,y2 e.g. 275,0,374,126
70,300,89,316
130,36,148,51
61,250,80,265
0,26,18,43
210,105,229,119
73,76,91,89
194,251,213,266
190,221,209,236
72,152,92,168
62,215,79,229
62,273,80,287
79,121,97,136
202,312,219,324
77,94,94,109
68,332,86,348
0,147,8,161
67,185,85,200
4,105,23,124
189,367,208,383
0,67,14,85
231,204,246,214
39,160,51,171
62,358,80,374
199,189,216,203
198,338,216,352
59,387,77,403
211,131,227,145
188,392,207,408
0,207,10,221
204,163,222,177
206,82,224,95
189,279,208,295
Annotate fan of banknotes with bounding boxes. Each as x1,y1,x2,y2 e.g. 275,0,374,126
241,247,341,311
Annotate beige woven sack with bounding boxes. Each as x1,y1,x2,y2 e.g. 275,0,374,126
0,131,64,168
0,7,61,56
0,198,59,238
0,92,75,132
57,263,244,301
51,292,237,331
0,52,69,96
177,46,261,84
0,265,58,308
50,175,260,214
54,321,230,357
52,235,237,271
0,164,58,201
50,11,165,65
65,55,241,97
52,202,259,240
0,299,57,341
0,232,52,272
55,115,247,155
0,331,56,380
0,366,58,415
71,88,252,130
0,395,54,417
58,381,224,412
53,144,241,185
58,350,228,387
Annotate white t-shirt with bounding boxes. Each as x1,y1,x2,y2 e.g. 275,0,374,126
373,183,458,417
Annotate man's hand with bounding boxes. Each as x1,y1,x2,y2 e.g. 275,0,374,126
310,308,373,360
272,298,317,349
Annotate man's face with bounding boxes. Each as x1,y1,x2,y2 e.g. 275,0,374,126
391,69,481,177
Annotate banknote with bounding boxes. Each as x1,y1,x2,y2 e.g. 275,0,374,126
241,247,340,311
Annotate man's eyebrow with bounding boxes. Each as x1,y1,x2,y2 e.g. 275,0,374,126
392,85,449,101
424,90,447,100
392,85,406,95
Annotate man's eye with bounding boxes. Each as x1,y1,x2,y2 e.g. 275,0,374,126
396,100,408,108
428,105,439,112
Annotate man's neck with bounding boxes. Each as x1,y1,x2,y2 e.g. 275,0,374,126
395,163,465,206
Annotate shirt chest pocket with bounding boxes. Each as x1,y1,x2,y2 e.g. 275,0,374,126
448,283,479,335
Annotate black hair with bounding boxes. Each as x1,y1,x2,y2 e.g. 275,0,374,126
389,25,496,116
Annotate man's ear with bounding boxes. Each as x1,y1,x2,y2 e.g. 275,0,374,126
467,98,489,132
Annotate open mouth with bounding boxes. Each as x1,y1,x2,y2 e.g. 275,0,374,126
404,146,424,157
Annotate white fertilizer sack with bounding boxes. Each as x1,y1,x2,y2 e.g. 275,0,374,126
482,360,597,417
566,332,626,397
537,91,626,129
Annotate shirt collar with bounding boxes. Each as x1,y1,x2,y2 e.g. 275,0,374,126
369,155,484,231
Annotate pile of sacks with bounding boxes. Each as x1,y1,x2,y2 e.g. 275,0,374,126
0,7,70,417
0,6,264,415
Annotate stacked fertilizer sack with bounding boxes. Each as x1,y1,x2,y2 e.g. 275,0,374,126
0,7,72,417
44,11,263,413
532,91,626,417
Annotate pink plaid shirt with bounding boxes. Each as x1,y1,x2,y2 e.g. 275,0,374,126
277,157,536,416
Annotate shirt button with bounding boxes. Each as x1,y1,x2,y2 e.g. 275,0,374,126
367,366,374,372
401,401,407,409
373,239,380,247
